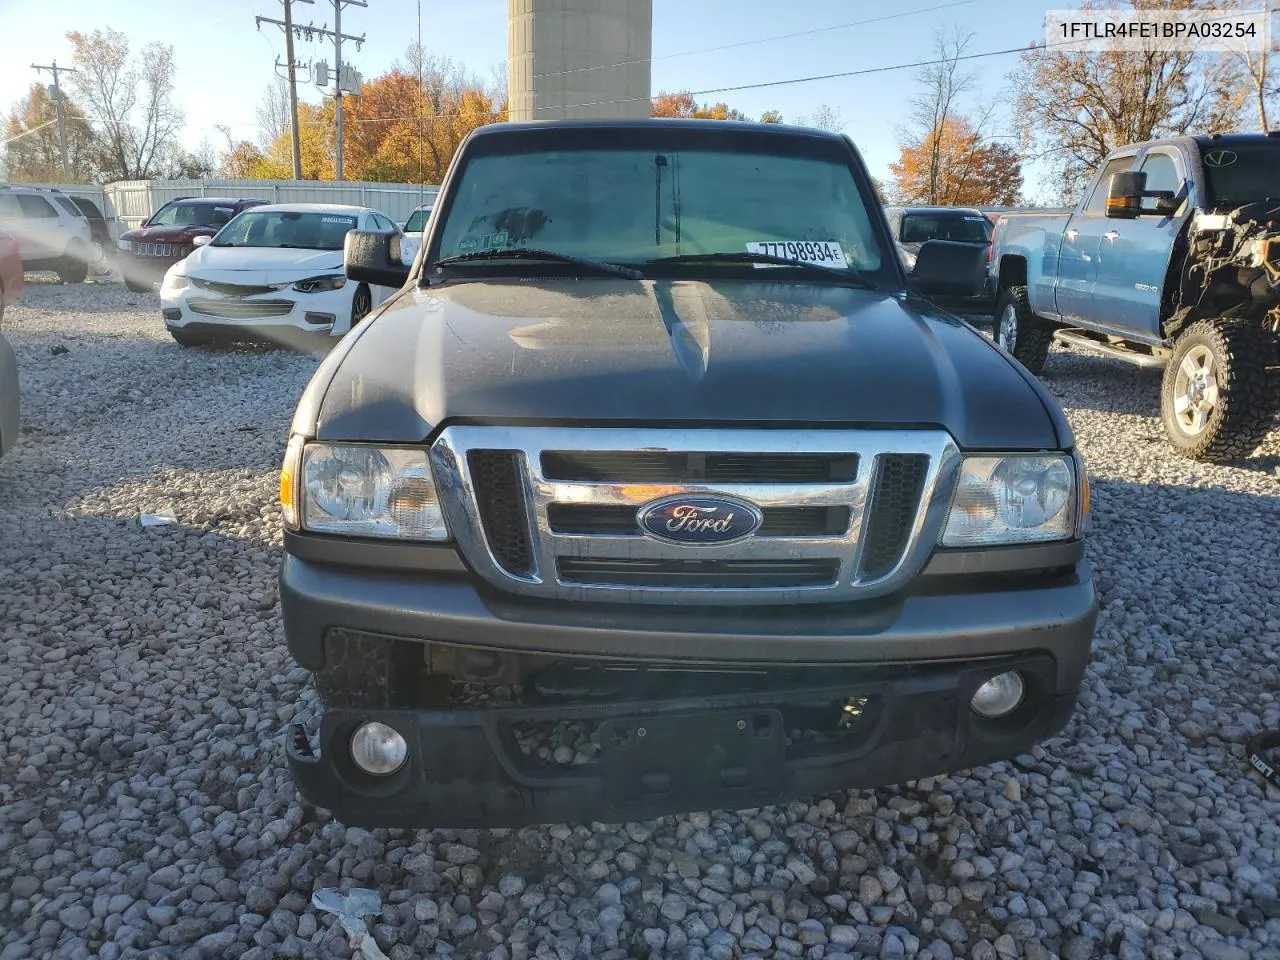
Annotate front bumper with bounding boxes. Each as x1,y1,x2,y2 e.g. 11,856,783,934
161,286,348,350
281,556,1098,827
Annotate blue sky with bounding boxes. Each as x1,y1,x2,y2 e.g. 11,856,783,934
0,0,1070,199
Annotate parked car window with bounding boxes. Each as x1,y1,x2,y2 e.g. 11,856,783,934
211,210,357,251
1083,156,1136,215
900,213,992,244
17,194,58,218
1199,141,1280,208
372,213,396,232
148,201,236,228
53,196,83,218
404,207,432,233
0,195,21,219
436,145,884,273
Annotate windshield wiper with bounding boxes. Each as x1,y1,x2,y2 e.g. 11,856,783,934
435,248,642,279
642,252,879,288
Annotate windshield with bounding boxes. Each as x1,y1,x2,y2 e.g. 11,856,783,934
900,212,992,244
148,201,237,228
1200,142,1280,207
211,211,357,250
432,143,886,278
404,207,432,233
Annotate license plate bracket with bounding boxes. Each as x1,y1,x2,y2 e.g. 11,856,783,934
599,709,785,811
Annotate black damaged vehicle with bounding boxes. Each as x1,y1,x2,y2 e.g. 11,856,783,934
279,118,1098,827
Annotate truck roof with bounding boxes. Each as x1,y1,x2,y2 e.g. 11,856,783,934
1111,131,1280,154
466,117,849,142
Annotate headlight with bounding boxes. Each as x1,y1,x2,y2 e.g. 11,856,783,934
117,239,132,251
293,274,347,293
163,269,188,291
940,455,1077,547
287,441,448,540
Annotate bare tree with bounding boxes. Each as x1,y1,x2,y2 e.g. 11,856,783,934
66,28,184,181
1011,1,1247,201
893,27,992,205
1227,1,1278,130
795,104,845,132
255,78,290,152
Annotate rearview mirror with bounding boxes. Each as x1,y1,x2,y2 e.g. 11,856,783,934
345,229,411,288
909,239,987,300
1105,170,1146,219
192,235,211,247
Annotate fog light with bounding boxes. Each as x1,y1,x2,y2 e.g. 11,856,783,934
970,671,1025,718
350,721,408,775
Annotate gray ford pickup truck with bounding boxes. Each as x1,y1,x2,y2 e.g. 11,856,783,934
279,118,1098,828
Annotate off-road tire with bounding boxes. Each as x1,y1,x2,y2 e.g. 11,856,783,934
57,241,89,284
994,285,1053,375
1160,317,1275,463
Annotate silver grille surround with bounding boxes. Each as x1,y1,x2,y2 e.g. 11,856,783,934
429,426,962,606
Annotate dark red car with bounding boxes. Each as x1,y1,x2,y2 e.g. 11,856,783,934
117,197,268,291
0,226,23,325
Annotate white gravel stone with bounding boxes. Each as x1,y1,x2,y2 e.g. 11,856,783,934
1,287,1278,960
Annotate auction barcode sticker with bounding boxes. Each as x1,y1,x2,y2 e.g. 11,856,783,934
1044,8,1269,52
746,240,846,267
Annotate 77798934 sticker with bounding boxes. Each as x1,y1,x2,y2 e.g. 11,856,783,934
746,240,847,267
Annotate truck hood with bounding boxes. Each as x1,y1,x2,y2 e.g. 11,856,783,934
298,278,1065,450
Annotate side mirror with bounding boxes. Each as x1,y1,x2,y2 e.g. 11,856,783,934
1105,170,1146,219
909,239,987,300
345,229,411,288
191,235,211,247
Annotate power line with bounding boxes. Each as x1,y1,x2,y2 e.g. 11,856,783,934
531,0,980,81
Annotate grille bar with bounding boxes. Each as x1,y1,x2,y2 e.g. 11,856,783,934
548,503,851,537
542,451,858,483
187,297,295,319
557,558,840,589
431,427,960,606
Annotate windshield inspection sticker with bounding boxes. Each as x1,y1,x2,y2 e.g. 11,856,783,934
321,216,354,224
747,240,847,267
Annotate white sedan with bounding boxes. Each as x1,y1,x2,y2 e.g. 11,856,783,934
159,203,403,349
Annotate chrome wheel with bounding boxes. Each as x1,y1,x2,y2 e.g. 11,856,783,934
1171,345,1219,436
999,303,1018,353
351,286,372,326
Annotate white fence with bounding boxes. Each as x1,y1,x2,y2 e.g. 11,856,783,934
22,179,441,238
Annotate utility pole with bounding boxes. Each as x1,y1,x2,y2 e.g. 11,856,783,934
256,0,313,180
31,60,79,179
331,0,367,181
258,1,364,181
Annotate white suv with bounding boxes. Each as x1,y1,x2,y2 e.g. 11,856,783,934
0,184,95,284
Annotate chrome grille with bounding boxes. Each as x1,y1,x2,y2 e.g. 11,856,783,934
190,278,287,296
137,242,181,258
186,298,295,319
430,427,961,606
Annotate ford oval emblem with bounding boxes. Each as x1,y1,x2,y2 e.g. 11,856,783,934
637,495,763,545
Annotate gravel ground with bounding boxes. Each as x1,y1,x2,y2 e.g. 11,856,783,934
1,279,1279,960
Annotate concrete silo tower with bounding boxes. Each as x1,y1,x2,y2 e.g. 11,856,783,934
508,0,653,121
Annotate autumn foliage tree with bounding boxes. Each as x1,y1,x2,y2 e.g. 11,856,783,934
890,117,1022,206
652,90,780,121
1012,0,1247,199
239,47,504,182
3,83,98,182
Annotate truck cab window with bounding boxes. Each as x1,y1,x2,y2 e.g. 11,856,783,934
1139,152,1183,212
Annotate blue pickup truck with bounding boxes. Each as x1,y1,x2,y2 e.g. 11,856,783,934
988,132,1279,462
